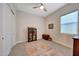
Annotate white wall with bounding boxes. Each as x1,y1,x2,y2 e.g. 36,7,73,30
45,3,79,55
0,4,3,56
1,3,16,55
16,11,45,43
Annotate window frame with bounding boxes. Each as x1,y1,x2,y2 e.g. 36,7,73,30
60,10,79,35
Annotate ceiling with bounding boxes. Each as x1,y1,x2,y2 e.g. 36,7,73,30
14,3,67,17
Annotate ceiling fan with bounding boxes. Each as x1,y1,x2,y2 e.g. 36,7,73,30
33,3,47,12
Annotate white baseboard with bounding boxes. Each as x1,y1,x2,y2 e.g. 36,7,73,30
53,40,73,49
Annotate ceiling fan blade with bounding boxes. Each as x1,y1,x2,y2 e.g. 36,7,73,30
33,5,41,9
41,3,43,6
43,8,47,12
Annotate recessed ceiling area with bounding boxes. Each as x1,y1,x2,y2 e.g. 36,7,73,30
14,3,67,17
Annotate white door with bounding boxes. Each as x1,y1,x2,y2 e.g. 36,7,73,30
3,4,15,55
0,4,3,56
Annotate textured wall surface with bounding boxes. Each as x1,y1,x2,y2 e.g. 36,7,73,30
16,11,45,43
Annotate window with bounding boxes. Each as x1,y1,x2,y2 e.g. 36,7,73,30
60,11,78,35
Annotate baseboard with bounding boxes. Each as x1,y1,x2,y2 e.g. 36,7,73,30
53,40,73,49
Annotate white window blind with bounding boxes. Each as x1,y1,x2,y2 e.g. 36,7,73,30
60,11,78,34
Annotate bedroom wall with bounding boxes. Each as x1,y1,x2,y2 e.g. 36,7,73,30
16,11,45,43
45,3,79,55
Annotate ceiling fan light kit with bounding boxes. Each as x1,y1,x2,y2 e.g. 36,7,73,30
40,5,44,10
33,3,47,12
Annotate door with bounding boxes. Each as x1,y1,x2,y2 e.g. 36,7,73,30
0,4,3,56
3,4,15,55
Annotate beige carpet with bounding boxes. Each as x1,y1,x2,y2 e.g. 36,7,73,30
9,39,64,56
